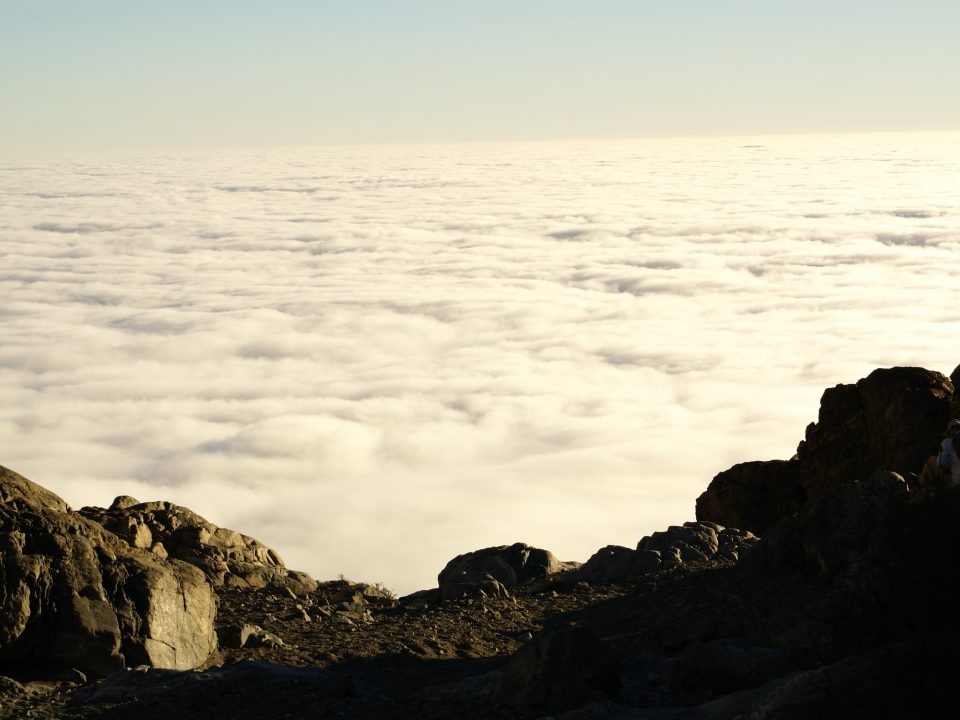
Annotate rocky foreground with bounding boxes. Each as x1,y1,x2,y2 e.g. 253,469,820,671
2,365,960,719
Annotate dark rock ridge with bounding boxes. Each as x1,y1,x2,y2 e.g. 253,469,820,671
4,361,960,719
0,466,216,678
697,365,954,533
80,497,316,594
693,460,803,536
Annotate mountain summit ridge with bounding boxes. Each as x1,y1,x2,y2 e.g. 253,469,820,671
2,363,959,718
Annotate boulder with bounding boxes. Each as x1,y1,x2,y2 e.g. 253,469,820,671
698,366,952,535
80,498,317,594
796,366,952,502
695,460,804,535
636,522,758,570
217,623,284,650
498,624,620,718
438,543,573,601
574,546,662,585
0,465,217,677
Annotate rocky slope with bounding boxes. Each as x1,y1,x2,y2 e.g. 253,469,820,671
2,363,959,719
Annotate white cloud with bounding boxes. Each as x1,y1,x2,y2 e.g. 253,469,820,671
1,133,959,593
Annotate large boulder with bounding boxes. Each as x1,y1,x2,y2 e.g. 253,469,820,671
0,465,217,677
695,460,804,536
80,497,317,594
697,366,953,534
438,543,572,601
574,545,662,585
796,366,952,502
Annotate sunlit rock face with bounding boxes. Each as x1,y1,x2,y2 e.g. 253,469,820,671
0,465,217,677
80,498,317,594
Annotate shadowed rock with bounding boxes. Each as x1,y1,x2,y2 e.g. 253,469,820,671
74,660,352,718
695,460,804,536
697,366,952,534
498,624,620,718
797,366,952,501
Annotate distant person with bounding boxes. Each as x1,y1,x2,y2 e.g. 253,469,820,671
917,419,960,489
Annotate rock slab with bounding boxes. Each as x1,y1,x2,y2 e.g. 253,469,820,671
80,496,317,593
0,465,217,677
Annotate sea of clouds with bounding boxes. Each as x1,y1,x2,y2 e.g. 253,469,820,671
2,132,959,593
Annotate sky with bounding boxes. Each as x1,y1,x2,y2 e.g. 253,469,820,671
1,1,959,152
1,2,960,594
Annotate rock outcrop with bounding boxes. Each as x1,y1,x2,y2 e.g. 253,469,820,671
6,362,960,719
694,460,804,536
80,497,317,594
0,465,217,677
574,522,758,584
739,470,910,577
438,543,575,601
697,366,953,533
796,366,952,500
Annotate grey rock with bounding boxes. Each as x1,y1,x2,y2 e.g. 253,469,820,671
575,546,662,584
632,522,758,573
217,623,259,649
80,497,317,594
438,542,570,601
217,623,285,649
0,465,217,678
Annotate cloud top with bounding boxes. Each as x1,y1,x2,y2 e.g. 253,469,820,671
1,133,959,593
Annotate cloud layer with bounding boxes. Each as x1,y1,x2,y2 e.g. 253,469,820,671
2,133,959,593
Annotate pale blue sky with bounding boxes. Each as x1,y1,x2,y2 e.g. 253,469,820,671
1,0,958,152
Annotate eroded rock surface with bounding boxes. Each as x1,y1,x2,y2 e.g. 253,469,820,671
438,543,577,601
574,523,758,585
0,465,217,678
80,497,316,594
